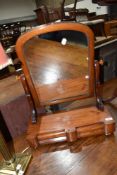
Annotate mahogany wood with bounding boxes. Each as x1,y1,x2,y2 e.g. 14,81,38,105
1,125,117,175
16,23,95,110
34,5,60,24
26,106,115,148
15,23,115,148
20,74,37,123
23,38,89,105
34,5,50,25
65,128,77,142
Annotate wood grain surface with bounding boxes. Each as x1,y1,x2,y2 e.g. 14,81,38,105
26,106,115,148
4,123,117,175
16,22,95,108
23,37,89,105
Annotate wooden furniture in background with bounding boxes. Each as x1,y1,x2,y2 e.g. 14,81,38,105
61,0,77,21
60,0,89,22
16,23,115,148
34,5,50,24
105,20,117,36
95,36,117,82
34,5,60,24
92,0,117,5
0,75,31,138
0,22,26,77
81,19,106,37
0,22,26,49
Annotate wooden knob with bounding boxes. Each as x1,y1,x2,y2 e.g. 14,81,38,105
66,128,77,142
99,59,104,65
104,117,115,135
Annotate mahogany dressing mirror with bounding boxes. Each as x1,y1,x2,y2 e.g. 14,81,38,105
16,23,95,110
16,23,115,148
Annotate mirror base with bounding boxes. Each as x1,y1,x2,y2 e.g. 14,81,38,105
0,152,32,175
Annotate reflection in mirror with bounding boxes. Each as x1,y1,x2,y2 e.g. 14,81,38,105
23,30,89,105
39,30,87,47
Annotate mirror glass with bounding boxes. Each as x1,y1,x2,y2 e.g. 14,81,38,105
23,30,89,105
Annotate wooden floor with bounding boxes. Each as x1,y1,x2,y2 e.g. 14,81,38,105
14,122,117,175
1,115,117,175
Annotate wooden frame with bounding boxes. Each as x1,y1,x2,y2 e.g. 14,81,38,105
16,23,95,109
15,22,115,148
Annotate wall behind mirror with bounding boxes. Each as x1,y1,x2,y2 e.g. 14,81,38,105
0,0,36,22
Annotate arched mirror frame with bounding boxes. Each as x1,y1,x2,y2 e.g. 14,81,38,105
16,22,95,110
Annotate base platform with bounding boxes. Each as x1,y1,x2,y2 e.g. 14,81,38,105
27,106,115,148
0,152,31,175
